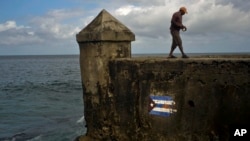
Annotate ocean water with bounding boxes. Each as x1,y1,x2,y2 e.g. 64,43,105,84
0,55,86,141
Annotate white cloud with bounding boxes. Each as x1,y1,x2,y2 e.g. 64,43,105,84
114,4,168,39
0,8,84,47
115,5,152,16
108,0,250,53
0,21,17,32
0,21,30,32
186,0,250,35
0,21,42,46
114,0,250,36
30,8,84,39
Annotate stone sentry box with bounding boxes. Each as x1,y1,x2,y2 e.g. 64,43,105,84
76,9,135,140
76,9,250,141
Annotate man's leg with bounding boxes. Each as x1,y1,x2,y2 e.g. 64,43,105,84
178,45,188,58
174,31,184,55
172,30,188,58
168,31,177,58
169,39,177,56
177,43,188,58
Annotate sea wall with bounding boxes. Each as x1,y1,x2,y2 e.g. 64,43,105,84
76,10,250,141
77,56,250,141
108,57,250,141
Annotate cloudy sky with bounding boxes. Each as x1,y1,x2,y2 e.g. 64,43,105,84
0,0,250,55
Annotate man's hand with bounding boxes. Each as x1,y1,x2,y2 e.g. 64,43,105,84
182,26,187,31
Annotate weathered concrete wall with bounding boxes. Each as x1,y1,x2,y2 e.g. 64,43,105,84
76,9,250,141
78,41,131,138
108,57,250,141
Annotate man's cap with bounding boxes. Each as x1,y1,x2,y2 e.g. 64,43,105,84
180,7,188,14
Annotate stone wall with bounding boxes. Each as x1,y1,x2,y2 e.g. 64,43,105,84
107,57,250,141
76,9,250,141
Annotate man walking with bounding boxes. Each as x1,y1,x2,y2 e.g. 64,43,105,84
168,7,188,58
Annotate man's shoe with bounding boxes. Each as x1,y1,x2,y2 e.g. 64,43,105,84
182,54,189,58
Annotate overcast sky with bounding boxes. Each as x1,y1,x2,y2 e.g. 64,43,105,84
0,0,250,55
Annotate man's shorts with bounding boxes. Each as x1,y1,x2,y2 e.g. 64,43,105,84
171,30,182,46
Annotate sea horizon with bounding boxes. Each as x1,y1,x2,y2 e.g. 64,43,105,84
0,52,249,57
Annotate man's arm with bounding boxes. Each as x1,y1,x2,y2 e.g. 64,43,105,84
172,13,185,28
